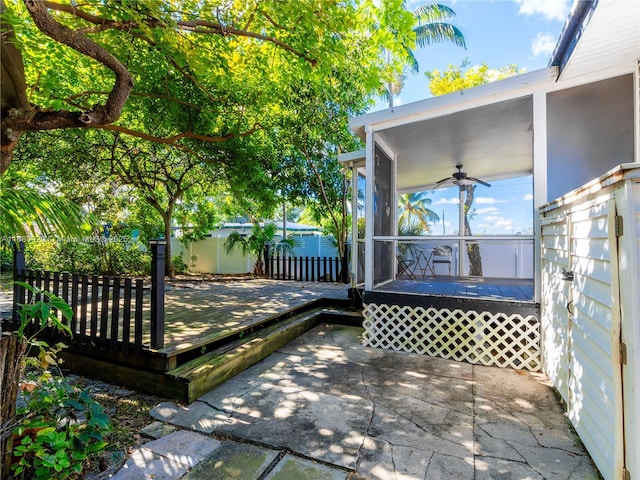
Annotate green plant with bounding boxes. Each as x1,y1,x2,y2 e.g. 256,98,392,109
9,283,112,479
12,374,111,479
171,255,188,275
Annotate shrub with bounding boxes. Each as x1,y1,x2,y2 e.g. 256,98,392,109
22,237,150,275
171,255,188,275
9,283,112,480
12,374,112,480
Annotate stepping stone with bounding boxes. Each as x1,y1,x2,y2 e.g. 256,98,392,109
265,454,349,480
183,441,279,479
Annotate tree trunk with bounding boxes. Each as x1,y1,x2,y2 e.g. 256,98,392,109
0,334,24,478
463,185,483,276
163,214,174,278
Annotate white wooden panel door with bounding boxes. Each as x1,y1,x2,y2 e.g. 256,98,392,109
566,198,624,480
540,214,571,403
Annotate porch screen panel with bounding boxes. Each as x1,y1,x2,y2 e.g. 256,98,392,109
374,145,393,284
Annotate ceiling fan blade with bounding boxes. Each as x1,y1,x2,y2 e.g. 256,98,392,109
435,177,453,184
467,176,491,187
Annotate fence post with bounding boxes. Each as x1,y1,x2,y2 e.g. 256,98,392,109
149,240,166,349
11,241,25,326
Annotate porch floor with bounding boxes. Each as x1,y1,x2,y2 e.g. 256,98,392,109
376,276,534,302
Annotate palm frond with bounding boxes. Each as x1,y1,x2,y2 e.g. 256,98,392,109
414,4,458,23
414,23,466,49
0,187,91,239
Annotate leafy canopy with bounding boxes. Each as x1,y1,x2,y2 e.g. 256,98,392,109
1,0,417,173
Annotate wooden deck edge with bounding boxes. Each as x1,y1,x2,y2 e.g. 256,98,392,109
169,310,325,402
60,351,188,400
57,303,363,402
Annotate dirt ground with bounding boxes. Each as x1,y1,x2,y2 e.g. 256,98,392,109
66,373,178,480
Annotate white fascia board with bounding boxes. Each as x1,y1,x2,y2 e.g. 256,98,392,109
349,68,557,133
549,61,639,92
338,149,366,165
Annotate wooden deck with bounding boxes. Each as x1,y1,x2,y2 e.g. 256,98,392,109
158,279,349,351
0,277,350,353
375,276,534,302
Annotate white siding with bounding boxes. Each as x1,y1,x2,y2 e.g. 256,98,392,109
618,180,640,478
541,216,571,402
541,192,624,480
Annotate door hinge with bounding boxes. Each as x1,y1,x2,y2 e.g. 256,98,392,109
620,342,628,365
615,215,624,237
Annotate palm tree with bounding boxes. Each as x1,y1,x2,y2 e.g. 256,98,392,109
398,192,439,234
384,3,466,108
224,222,300,276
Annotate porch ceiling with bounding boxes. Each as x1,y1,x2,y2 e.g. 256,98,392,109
377,96,534,193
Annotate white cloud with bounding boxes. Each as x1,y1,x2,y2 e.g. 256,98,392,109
434,197,460,205
476,207,500,215
514,0,570,21
531,32,558,58
476,216,515,233
475,197,505,205
522,193,534,201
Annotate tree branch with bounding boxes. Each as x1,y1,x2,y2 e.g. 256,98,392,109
97,124,261,144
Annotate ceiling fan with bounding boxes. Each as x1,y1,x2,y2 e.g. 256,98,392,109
434,164,491,188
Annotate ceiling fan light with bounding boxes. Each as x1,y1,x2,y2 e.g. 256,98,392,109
454,178,473,186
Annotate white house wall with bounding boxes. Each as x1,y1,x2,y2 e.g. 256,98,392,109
546,74,635,201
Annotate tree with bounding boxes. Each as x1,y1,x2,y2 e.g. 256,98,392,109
397,192,439,234
9,128,224,276
426,60,522,275
426,59,524,96
1,0,416,173
384,3,466,108
105,137,222,276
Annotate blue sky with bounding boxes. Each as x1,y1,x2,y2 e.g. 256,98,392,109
374,0,572,235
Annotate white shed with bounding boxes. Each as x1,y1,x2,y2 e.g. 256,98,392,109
540,164,640,480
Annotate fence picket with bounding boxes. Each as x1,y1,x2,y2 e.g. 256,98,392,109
134,279,144,352
90,275,99,344
9,243,166,357
79,275,89,338
110,277,121,349
71,273,79,335
100,277,110,347
266,255,346,283
122,278,132,354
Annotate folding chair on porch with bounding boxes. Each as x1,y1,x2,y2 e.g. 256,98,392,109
396,254,416,279
428,246,453,276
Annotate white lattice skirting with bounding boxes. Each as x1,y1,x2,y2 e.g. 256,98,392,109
363,303,541,371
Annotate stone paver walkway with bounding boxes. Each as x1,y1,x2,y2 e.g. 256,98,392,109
111,324,599,479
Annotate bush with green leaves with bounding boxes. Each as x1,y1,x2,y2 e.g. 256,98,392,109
23,237,150,275
12,374,112,479
9,283,112,480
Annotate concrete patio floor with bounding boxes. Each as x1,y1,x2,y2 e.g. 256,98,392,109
113,324,600,480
